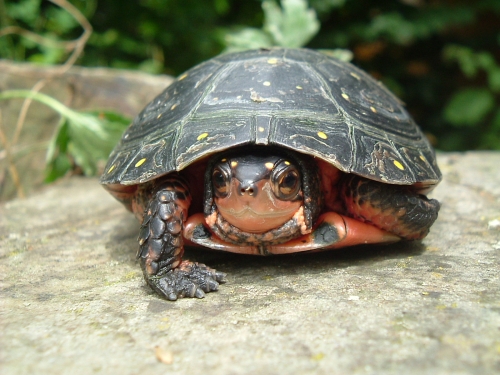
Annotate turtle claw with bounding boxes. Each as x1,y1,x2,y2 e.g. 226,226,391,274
147,261,225,300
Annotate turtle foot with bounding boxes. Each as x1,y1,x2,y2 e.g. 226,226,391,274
147,261,226,301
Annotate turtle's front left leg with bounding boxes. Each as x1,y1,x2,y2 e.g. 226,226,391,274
136,177,226,300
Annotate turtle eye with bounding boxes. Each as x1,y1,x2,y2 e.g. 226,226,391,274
212,167,230,197
272,163,301,200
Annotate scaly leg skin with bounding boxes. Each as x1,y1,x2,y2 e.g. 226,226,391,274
136,177,226,300
340,174,440,240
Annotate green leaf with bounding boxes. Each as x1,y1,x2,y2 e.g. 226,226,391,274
443,88,495,127
488,68,500,92
492,108,500,131
45,153,73,183
0,90,130,180
6,0,41,24
223,28,274,53
263,0,320,48
45,120,71,182
46,6,78,33
64,111,130,176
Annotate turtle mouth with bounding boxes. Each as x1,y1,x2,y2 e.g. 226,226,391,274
216,204,300,233
218,204,298,219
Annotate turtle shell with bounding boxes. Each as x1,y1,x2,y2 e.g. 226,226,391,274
100,48,441,190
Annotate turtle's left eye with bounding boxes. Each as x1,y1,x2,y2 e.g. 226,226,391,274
212,167,230,198
272,162,301,200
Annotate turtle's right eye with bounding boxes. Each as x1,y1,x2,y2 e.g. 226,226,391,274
212,167,230,197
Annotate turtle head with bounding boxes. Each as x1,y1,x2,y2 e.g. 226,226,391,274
202,148,322,245
209,153,303,233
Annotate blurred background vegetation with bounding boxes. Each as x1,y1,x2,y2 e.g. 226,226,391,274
1,0,500,189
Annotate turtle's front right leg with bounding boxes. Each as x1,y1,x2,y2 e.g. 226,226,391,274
136,178,226,300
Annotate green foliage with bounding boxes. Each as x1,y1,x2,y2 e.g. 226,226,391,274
0,90,130,181
45,110,130,181
444,88,495,127
442,45,500,148
224,0,320,52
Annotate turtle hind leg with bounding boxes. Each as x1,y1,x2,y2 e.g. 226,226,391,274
136,177,226,300
340,174,440,240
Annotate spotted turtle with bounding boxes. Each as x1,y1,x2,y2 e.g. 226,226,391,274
100,48,441,300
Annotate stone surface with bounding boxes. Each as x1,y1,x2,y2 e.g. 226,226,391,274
1,152,499,375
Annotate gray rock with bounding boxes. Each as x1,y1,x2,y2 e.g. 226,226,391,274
1,152,499,375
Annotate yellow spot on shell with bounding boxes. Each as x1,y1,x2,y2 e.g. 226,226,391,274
157,114,162,119
135,158,146,168
170,103,178,110
178,73,188,81
420,155,427,162
212,97,218,101
296,85,303,90
317,131,328,140
221,158,227,162
107,164,116,174
350,72,360,80
284,161,290,165
231,161,238,168
265,162,274,170
341,93,350,101
197,132,208,141
258,127,265,132
263,81,271,86
393,160,405,170
267,58,278,64
370,106,377,113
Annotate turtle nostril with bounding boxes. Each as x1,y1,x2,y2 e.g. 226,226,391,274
239,185,256,196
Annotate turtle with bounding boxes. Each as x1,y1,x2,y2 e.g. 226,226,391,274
100,48,441,301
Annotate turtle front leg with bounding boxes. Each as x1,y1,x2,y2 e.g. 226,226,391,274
136,178,226,300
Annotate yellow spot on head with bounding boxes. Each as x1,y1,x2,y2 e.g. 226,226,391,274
317,131,328,140
284,161,290,165
296,85,303,90
107,164,116,174
135,158,146,168
231,161,238,168
267,58,278,64
393,160,405,170
170,103,178,110
221,158,227,162
178,73,188,81
341,93,349,101
370,106,377,113
265,162,274,170
263,81,271,86
258,127,265,132
350,72,360,80
197,132,208,141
